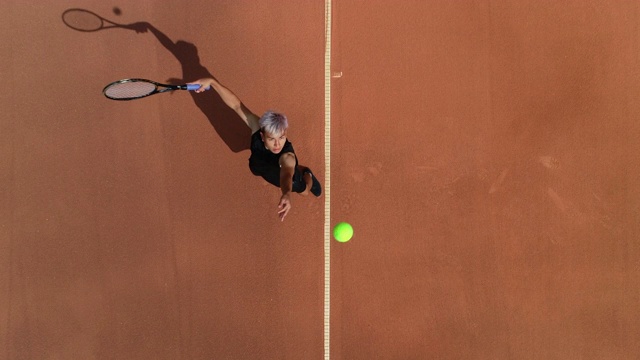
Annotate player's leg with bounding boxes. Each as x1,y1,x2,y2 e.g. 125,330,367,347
298,165,322,197
291,166,308,195
294,165,312,196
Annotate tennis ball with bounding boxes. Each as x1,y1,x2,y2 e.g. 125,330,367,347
333,222,353,243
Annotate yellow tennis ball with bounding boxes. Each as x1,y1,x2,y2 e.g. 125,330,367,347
333,222,353,242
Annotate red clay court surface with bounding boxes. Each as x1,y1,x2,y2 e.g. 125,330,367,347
2,1,640,359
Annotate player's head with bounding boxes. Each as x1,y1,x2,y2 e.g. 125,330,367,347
259,111,288,154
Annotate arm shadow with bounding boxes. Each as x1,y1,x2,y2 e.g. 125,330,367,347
146,23,251,153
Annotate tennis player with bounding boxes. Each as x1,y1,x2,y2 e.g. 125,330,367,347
188,77,322,221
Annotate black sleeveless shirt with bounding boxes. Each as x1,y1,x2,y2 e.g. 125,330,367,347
248,131,298,187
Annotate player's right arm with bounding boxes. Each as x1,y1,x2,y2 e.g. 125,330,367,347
188,77,260,133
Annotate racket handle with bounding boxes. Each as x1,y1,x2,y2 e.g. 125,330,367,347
186,84,210,91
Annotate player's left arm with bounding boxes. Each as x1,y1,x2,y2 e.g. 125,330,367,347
277,152,296,221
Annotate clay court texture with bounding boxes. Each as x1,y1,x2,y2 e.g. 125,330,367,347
2,1,640,359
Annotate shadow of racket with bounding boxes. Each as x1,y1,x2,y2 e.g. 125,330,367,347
62,8,145,32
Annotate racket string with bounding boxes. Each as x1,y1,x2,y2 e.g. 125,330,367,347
104,81,157,99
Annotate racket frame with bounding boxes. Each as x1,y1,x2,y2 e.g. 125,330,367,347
102,78,198,101
62,8,122,32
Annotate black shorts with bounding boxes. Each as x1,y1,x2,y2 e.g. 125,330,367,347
249,162,307,193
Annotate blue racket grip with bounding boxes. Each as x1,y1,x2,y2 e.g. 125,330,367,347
186,84,211,91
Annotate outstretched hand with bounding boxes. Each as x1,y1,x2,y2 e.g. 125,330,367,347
278,194,292,222
126,22,150,33
187,78,215,93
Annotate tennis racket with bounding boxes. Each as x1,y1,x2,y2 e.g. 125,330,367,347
103,78,209,101
62,8,139,32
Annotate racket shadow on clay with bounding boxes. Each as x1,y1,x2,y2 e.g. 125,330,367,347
141,22,251,153
61,9,249,153
62,8,146,33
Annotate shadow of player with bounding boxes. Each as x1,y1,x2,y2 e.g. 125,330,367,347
139,23,250,153
62,8,250,153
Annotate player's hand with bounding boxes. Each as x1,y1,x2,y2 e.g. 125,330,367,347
187,78,214,93
278,194,292,222
127,22,149,33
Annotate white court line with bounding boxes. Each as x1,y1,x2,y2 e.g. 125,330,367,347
323,0,332,359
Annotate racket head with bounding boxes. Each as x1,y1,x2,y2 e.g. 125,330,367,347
103,79,158,100
62,8,117,32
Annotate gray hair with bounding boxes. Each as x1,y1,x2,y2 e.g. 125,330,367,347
259,111,288,135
